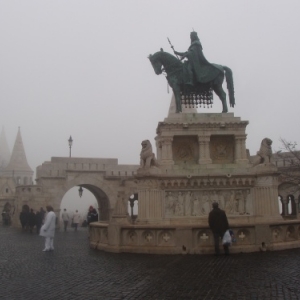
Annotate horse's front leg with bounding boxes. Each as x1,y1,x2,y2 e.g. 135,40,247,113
168,77,182,113
213,84,228,113
174,88,182,113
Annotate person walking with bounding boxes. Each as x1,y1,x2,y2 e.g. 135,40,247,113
35,210,44,234
208,202,230,255
28,209,36,233
61,208,69,232
39,207,46,221
72,210,80,231
19,208,29,231
40,205,56,252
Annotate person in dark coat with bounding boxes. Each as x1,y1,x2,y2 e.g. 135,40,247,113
87,206,98,224
19,209,29,231
28,209,36,233
208,202,230,255
36,207,45,234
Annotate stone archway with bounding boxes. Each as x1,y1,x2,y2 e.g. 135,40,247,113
278,182,300,218
53,175,118,222
77,184,110,221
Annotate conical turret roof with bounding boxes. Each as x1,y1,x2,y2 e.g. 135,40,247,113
4,128,33,173
0,127,11,170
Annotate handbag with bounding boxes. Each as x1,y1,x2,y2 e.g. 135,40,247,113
222,230,232,246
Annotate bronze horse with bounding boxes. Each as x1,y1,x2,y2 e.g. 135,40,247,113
149,50,235,113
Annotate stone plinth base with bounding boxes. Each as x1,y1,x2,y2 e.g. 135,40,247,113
89,220,300,255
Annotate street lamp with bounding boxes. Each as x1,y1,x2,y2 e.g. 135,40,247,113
68,135,73,157
78,186,83,198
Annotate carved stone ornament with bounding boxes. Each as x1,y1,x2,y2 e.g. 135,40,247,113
256,176,273,186
144,231,154,243
164,189,253,217
172,136,198,164
210,135,234,164
136,179,160,189
127,230,138,244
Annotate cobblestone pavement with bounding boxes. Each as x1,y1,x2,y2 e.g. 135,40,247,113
1,226,300,300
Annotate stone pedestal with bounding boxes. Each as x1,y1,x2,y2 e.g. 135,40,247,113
89,111,300,255
156,113,249,166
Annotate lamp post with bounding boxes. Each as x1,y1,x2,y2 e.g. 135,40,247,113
78,186,83,198
68,136,73,157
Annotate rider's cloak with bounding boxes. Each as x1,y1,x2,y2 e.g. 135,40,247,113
186,40,222,84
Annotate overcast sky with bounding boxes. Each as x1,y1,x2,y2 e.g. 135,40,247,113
1,0,300,176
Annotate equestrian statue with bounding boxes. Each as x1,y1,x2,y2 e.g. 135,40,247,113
149,31,235,113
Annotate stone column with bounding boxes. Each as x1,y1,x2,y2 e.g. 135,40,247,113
282,197,289,217
294,198,299,219
160,138,174,165
198,136,212,164
111,191,129,222
155,137,162,161
138,189,164,221
234,135,249,163
253,176,281,220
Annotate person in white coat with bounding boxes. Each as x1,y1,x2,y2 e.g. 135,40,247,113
61,208,69,232
72,210,81,231
40,205,56,252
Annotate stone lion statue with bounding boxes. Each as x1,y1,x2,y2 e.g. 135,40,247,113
252,138,273,166
140,140,158,168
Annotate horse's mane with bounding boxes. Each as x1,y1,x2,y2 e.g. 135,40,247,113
151,50,181,66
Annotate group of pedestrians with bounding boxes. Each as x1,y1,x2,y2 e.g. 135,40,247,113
61,208,81,231
19,207,46,234
18,204,99,252
20,200,229,255
61,206,99,231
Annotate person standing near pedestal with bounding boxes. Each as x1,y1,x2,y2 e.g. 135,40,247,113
208,202,230,255
61,208,69,232
40,205,56,252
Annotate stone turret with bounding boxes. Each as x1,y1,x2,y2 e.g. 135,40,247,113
2,128,33,185
0,128,11,171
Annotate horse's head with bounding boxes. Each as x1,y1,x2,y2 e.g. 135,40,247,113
148,51,163,75
149,50,182,76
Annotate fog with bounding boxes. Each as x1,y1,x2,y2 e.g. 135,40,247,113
1,1,300,210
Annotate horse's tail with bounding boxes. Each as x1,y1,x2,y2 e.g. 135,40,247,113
223,66,235,108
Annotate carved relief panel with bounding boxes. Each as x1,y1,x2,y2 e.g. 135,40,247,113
172,136,199,164
210,135,234,164
164,189,253,217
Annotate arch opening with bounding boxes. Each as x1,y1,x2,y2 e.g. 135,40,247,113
60,184,110,229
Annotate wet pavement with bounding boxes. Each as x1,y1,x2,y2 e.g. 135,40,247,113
0,226,300,300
